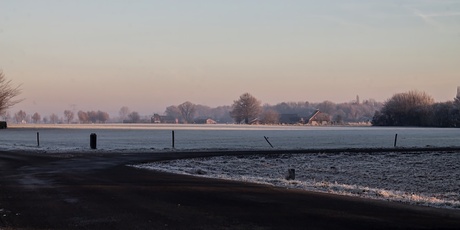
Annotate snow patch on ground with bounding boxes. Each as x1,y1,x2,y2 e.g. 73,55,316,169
133,152,460,210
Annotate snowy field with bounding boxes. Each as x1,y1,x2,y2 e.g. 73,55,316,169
1,124,460,152
134,151,460,210
2,124,460,209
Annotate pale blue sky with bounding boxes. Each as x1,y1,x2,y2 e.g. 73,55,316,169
1,0,459,116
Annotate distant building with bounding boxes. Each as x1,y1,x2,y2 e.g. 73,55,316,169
151,114,178,124
279,114,302,124
305,110,321,125
277,110,327,125
248,118,261,125
206,118,217,124
305,110,333,126
457,86,460,98
193,118,217,124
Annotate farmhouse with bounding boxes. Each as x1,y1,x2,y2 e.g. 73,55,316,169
151,114,178,124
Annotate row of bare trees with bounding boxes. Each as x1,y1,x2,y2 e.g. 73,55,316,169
5,109,110,124
118,106,145,123
77,111,110,123
0,71,383,126
5,106,144,124
162,93,383,125
372,90,460,127
164,102,233,124
164,102,198,124
7,110,69,124
4,70,457,127
228,93,383,124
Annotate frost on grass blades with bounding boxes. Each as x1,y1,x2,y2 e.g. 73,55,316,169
133,152,460,210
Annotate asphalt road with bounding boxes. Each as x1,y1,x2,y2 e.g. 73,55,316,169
0,150,459,229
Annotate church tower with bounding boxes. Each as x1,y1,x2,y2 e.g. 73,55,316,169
456,86,460,103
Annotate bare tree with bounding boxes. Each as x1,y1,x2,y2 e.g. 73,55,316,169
230,93,262,124
78,111,89,123
128,111,140,123
50,113,59,124
97,111,110,123
119,106,130,122
373,90,434,126
261,109,279,124
194,105,212,118
88,111,98,123
64,110,74,124
316,101,336,115
76,110,111,123
0,71,23,116
14,110,26,123
165,106,181,119
210,106,233,123
333,110,346,124
2,112,11,122
178,101,196,123
430,102,456,127
31,112,41,123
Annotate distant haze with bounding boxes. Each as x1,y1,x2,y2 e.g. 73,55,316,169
1,1,459,116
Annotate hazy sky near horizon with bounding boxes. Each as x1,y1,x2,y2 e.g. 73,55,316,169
1,0,460,116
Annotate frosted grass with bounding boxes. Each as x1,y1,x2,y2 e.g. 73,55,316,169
134,152,460,210
2,124,460,152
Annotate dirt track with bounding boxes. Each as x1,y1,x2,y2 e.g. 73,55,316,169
0,151,459,229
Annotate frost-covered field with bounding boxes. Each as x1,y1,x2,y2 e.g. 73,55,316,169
134,151,460,210
2,124,460,152
2,124,460,209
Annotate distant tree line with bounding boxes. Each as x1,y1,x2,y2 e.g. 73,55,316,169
164,102,233,124
163,93,383,125
262,98,382,125
7,110,62,124
77,111,110,123
372,90,460,127
4,64,457,128
118,106,153,123
0,70,385,126
5,109,110,124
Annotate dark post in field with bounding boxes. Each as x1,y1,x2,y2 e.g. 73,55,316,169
394,133,398,147
285,169,295,180
0,121,7,129
172,130,175,149
90,133,97,149
37,132,40,147
264,136,274,148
